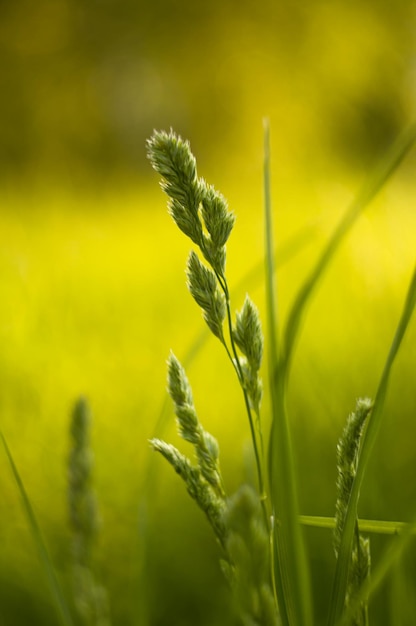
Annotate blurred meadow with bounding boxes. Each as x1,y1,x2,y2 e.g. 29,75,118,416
1,1,416,625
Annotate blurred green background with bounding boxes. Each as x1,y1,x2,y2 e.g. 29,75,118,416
1,0,416,624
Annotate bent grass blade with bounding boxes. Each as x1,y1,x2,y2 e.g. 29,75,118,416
1,433,74,626
283,122,416,373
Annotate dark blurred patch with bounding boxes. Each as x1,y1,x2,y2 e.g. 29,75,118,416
326,87,406,170
0,575,56,626
0,0,415,185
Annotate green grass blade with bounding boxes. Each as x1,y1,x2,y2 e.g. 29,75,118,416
283,122,416,371
327,266,416,625
300,515,416,536
1,432,74,626
264,118,313,626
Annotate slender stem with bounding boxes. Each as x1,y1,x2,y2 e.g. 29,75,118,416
264,118,313,626
219,271,268,507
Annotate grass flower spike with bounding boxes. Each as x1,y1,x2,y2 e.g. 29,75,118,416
68,397,111,626
146,129,235,278
334,398,373,625
233,295,264,414
186,251,226,342
150,353,228,550
225,485,278,626
147,129,266,500
147,128,275,622
167,352,225,497
146,130,203,245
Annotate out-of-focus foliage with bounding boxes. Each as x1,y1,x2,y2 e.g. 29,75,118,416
1,0,416,184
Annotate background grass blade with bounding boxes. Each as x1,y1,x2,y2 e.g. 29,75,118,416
1,432,74,626
327,266,416,625
264,118,313,626
283,122,416,371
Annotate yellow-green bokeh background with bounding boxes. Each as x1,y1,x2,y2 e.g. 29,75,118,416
1,1,416,624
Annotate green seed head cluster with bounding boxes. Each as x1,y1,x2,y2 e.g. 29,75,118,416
167,352,224,497
223,485,279,626
146,130,235,270
68,397,111,626
233,295,264,414
147,129,270,621
147,126,265,451
186,251,226,342
150,438,227,549
345,531,371,626
146,130,203,245
150,353,227,547
68,398,98,566
334,398,372,554
147,129,235,339
334,398,373,624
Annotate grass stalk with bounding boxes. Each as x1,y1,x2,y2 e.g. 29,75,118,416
300,515,416,536
264,118,313,626
220,273,267,503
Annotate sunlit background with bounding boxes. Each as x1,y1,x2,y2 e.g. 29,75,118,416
1,1,416,625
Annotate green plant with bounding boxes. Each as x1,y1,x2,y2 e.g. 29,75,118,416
146,126,416,626
1,123,416,626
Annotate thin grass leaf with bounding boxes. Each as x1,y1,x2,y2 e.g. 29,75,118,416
283,122,416,372
1,432,74,626
300,515,416,536
264,118,313,626
327,266,416,625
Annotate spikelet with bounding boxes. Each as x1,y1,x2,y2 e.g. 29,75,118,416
224,485,279,626
68,397,111,626
150,354,227,549
334,398,372,625
233,295,264,415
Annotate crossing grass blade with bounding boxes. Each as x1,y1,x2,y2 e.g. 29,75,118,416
327,266,416,625
264,118,313,626
1,432,74,626
300,515,416,536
